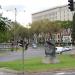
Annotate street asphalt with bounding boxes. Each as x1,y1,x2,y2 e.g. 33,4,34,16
0,46,75,62
0,47,45,62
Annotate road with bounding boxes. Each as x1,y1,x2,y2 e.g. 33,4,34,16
0,47,45,61
0,46,75,62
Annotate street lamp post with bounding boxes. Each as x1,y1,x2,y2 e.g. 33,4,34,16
22,42,25,75
0,5,3,16
26,24,31,43
6,8,26,75
6,8,17,44
14,8,17,22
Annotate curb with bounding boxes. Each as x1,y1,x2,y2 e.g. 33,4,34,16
0,68,19,74
0,68,33,75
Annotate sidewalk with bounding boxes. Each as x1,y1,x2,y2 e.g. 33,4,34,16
0,68,75,75
0,68,18,75
0,68,32,75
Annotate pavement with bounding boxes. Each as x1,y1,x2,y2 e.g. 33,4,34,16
26,72,75,75
0,68,18,75
0,69,75,75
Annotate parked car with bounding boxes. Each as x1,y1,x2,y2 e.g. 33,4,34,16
56,46,72,54
32,43,37,48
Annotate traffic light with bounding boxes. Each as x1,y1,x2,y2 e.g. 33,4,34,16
19,40,24,47
68,0,74,11
25,43,29,50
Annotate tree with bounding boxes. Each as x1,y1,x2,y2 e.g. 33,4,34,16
10,22,29,41
61,21,72,29
30,20,62,35
0,17,11,42
30,19,72,44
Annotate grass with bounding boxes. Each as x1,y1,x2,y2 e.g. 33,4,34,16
0,54,75,72
0,52,8,56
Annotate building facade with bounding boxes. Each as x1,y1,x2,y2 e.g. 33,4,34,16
32,5,75,22
32,4,75,44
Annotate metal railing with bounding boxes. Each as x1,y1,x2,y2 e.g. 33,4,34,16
0,43,12,51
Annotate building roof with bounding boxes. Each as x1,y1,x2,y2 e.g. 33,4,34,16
32,4,68,15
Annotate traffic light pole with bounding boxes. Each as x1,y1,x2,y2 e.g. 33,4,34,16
19,39,25,75
22,46,24,75
18,39,29,75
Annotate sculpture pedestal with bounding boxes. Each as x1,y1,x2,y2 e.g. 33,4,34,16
42,56,59,64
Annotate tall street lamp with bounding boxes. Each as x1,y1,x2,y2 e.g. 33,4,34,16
26,24,31,43
0,5,3,16
6,8,26,75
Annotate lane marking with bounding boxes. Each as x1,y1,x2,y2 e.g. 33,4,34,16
0,72,4,75
56,72,65,75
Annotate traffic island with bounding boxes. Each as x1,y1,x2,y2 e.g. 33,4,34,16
42,56,59,64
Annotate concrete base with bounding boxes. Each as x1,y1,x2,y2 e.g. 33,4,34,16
42,56,59,64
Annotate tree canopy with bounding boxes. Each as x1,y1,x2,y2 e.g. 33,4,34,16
30,19,72,35
0,17,11,42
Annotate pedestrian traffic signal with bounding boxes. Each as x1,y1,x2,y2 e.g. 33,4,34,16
68,0,74,11
18,40,29,50
25,43,29,50
19,40,24,47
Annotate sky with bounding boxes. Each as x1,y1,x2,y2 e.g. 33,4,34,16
0,0,69,27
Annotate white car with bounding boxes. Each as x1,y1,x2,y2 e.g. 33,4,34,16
32,43,37,48
63,47,72,51
56,46,72,54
